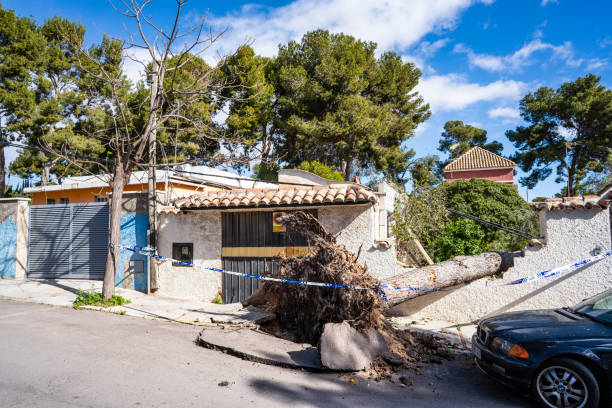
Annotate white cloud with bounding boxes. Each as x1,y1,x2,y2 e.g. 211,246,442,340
209,0,491,57
401,38,450,74
488,106,520,119
454,39,581,72
416,74,526,112
586,58,609,71
416,38,451,58
541,0,558,5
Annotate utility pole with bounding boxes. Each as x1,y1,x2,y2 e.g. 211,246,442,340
148,58,159,293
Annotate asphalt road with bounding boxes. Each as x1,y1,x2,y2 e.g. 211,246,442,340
0,299,534,408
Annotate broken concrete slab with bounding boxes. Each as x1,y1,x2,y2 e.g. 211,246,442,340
319,321,389,371
196,326,327,372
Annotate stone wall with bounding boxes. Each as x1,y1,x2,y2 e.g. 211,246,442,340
0,198,29,279
319,204,397,280
391,207,612,323
156,211,222,301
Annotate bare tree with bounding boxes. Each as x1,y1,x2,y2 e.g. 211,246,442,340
56,0,245,299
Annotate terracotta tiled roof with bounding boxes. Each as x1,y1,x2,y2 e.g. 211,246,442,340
444,146,516,171
160,185,377,213
530,196,611,211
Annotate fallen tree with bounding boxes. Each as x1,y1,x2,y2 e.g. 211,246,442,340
381,251,519,308
245,211,513,374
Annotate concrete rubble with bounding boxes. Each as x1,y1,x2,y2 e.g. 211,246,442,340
319,321,389,371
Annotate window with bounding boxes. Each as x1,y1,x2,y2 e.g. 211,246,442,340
46,199,56,205
94,196,107,202
172,243,193,266
59,198,69,204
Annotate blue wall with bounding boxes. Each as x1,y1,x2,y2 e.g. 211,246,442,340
0,216,17,278
117,213,149,292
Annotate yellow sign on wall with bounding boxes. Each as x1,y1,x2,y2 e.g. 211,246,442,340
273,212,286,232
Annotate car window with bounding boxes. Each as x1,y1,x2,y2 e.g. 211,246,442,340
593,295,612,310
576,294,612,325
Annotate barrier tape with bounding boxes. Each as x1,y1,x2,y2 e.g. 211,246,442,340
508,249,612,285
108,243,445,296
109,244,612,296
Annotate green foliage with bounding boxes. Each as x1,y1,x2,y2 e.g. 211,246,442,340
392,187,447,264
213,294,223,304
9,16,105,182
253,161,279,181
297,160,344,181
433,219,488,263
272,30,430,181
393,178,538,264
441,178,538,252
409,155,442,189
156,54,219,165
506,74,612,195
439,120,503,162
73,289,130,309
219,45,276,171
0,5,46,196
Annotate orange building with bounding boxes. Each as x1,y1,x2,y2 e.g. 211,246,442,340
443,146,516,185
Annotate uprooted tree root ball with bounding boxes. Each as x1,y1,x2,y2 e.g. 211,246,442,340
248,211,384,345
245,212,452,375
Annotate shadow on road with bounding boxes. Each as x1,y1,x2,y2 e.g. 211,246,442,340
248,353,537,408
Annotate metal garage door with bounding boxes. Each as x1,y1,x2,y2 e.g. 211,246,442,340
221,210,315,303
28,203,109,279
221,258,279,304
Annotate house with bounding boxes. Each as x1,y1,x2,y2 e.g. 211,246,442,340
24,165,277,205
443,146,516,185
16,165,275,294
156,169,397,303
392,184,612,322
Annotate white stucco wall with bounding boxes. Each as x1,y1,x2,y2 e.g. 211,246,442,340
319,204,397,280
391,207,612,323
156,211,222,301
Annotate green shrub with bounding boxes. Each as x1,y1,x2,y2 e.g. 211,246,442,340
73,289,130,309
433,219,488,263
441,178,538,252
297,160,344,181
213,294,223,304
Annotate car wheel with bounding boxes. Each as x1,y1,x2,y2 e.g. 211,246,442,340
533,358,600,408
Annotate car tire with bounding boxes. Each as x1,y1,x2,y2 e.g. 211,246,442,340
533,358,600,408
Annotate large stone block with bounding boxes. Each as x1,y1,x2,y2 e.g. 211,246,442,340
319,321,389,371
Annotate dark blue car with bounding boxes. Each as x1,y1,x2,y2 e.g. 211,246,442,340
472,288,612,408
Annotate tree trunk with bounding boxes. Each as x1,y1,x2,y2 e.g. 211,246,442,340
41,161,51,187
381,251,519,308
102,160,126,299
0,146,5,198
343,160,352,181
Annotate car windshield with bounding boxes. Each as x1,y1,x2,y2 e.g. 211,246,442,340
572,289,612,325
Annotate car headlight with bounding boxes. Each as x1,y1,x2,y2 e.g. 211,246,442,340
490,337,529,359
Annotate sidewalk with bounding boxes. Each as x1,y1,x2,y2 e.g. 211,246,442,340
0,278,272,326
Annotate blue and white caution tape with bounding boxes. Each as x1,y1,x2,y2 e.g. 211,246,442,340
108,243,444,296
508,249,612,285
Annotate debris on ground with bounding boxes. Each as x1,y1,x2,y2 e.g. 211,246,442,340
244,211,454,377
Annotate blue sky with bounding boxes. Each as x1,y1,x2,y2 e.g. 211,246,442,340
3,0,611,199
